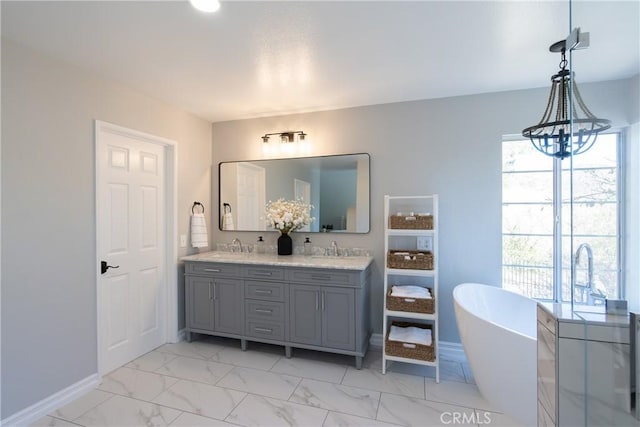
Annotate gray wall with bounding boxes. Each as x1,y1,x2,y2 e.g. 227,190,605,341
319,169,356,230
1,39,212,419
211,75,639,345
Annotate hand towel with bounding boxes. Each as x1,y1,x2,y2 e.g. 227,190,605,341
191,213,209,248
222,212,235,231
389,325,432,346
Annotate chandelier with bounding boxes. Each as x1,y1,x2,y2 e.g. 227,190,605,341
522,40,610,159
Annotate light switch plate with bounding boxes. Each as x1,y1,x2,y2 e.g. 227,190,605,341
180,234,187,247
417,236,432,251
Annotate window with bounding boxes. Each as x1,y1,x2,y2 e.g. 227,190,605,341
502,134,622,301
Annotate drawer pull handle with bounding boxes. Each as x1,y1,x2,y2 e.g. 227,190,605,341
311,274,331,281
204,268,221,272
255,308,273,314
254,327,273,333
254,289,273,295
253,271,273,276
402,343,416,349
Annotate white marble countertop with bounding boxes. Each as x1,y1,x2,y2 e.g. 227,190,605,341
181,251,374,271
538,301,629,327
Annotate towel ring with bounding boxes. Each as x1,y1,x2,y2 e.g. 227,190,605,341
192,201,205,214
223,203,232,214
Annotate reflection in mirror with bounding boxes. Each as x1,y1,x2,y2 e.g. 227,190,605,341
219,153,370,233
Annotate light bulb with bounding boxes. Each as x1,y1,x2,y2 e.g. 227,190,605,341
189,0,220,13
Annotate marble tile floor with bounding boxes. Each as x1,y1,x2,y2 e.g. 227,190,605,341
32,336,523,427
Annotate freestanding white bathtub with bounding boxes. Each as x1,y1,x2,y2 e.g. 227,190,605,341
453,283,537,427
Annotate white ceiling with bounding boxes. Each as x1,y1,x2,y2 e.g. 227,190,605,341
2,1,638,123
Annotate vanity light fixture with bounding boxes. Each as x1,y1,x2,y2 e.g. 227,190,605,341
189,0,220,13
522,32,610,159
261,131,307,144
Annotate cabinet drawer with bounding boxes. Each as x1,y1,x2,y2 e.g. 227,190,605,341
244,266,285,281
246,320,285,341
186,262,240,277
245,281,285,302
245,300,285,323
537,305,557,335
287,269,356,286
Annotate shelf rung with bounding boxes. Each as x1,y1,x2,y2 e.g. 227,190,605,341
384,310,436,320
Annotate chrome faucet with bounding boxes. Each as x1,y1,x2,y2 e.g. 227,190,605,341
231,238,243,253
573,243,604,305
330,240,339,257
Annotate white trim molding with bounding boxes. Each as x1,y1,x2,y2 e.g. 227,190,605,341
0,374,100,426
94,120,178,375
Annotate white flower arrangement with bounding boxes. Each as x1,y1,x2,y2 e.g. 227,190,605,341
265,198,315,234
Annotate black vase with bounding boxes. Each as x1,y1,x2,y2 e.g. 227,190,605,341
277,233,293,255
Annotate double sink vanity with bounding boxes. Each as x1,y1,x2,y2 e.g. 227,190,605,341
182,251,373,368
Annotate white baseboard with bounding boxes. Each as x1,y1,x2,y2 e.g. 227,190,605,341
369,333,384,348
369,335,467,364
1,373,100,427
438,341,467,363
174,328,186,343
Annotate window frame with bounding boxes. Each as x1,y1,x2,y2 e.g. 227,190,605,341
501,131,624,301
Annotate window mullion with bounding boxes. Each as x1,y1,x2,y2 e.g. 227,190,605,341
553,156,564,302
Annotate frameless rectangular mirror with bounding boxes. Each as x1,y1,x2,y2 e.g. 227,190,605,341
219,153,370,233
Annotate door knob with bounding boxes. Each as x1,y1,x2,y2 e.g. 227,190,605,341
101,261,120,275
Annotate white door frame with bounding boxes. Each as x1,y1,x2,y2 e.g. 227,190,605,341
94,120,178,376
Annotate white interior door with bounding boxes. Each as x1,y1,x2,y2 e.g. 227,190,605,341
97,123,167,374
294,178,311,232
237,162,266,230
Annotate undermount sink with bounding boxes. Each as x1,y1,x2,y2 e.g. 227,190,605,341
205,252,245,258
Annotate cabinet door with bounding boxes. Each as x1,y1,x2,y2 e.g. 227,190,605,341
213,278,244,335
289,284,322,346
322,287,355,351
186,276,214,331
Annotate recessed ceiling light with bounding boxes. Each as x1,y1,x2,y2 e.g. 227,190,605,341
189,0,220,13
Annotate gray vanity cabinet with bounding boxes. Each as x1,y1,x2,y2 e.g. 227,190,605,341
289,271,357,352
183,257,371,368
186,276,215,332
289,284,323,346
212,277,244,335
185,263,244,338
322,287,356,351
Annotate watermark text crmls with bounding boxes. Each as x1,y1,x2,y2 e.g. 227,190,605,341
440,411,493,425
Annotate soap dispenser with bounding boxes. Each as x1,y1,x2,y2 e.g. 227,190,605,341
256,236,265,254
304,237,312,256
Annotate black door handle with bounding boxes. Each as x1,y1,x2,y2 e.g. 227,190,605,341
101,261,120,275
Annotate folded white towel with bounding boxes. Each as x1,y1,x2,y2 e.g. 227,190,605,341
391,285,432,299
191,213,208,248
389,325,432,346
222,212,235,231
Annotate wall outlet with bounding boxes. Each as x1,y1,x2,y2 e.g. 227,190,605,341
417,236,432,251
180,234,187,248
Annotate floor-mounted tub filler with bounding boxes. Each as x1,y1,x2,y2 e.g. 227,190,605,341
453,283,537,426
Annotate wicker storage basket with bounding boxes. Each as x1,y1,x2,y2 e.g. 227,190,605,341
389,214,433,230
385,321,434,362
386,287,434,314
387,250,434,270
